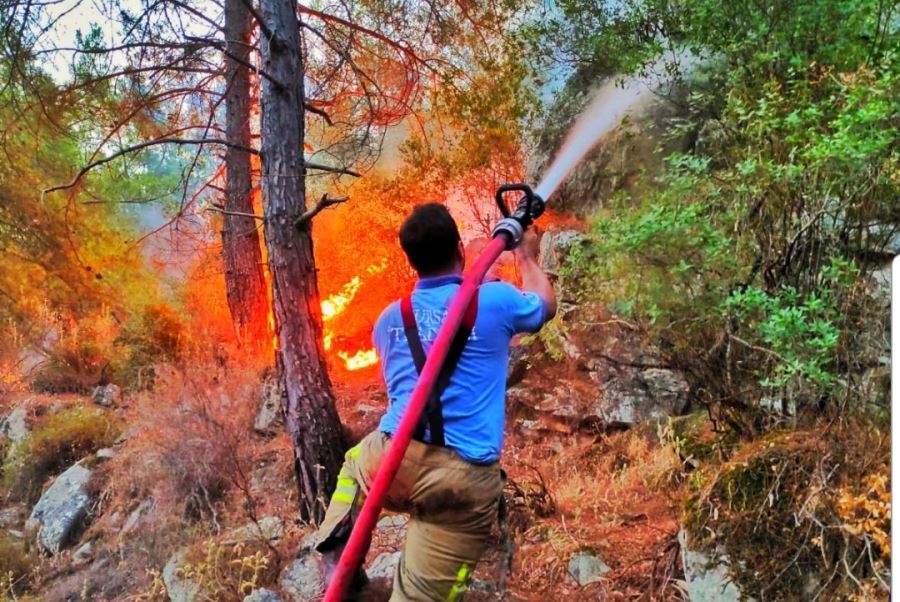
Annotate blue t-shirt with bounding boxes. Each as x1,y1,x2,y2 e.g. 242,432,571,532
374,274,547,464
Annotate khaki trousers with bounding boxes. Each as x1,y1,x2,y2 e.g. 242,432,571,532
316,431,503,601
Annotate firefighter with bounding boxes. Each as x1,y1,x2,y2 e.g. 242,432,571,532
316,203,557,601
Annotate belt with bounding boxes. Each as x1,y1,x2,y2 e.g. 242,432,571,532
381,431,498,467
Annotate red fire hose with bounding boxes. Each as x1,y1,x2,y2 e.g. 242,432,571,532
323,184,543,602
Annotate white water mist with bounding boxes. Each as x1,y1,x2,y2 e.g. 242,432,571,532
534,61,671,201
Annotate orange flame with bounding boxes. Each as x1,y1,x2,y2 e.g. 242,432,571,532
268,309,277,351
319,264,386,371
338,348,379,370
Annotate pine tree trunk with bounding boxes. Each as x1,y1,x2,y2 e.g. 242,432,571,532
258,0,345,523
222,0,268,348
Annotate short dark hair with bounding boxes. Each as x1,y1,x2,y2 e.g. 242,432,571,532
399,203,461,275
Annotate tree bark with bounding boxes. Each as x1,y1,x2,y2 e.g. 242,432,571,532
258,0,345,523
222,0,269,348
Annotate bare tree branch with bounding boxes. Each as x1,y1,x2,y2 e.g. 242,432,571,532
304,101,333,125
206,204,264,220
237,0,273,41
295,194,349,227
43,138,259,197
303,161,360,177
166,0,226,32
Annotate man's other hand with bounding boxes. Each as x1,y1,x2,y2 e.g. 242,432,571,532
516,228,541,261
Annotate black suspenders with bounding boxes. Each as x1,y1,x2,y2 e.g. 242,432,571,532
399,291,479,447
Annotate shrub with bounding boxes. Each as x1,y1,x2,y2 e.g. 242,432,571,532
30,303,190,394
177,539,275,601
93,362,276,563
0,532,35,596
2,406,120,503
682,424,890,600
30,310,120,394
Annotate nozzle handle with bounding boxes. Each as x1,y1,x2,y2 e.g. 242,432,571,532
495,183,545,227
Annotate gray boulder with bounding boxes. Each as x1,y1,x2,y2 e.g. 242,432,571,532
679,529,745,602
367,550,401,581
163,549,201,602
224,516,284,544
539,229,586,279
567,551,610,586
244,589,282,602
92,384,122,407
280,554,325,602
592,366,690,426
0,408,29,445
72,541,93,566
254,377,283,434
28,462,92,554
376,514,408,530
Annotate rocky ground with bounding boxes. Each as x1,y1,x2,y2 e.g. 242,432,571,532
0,326,734,602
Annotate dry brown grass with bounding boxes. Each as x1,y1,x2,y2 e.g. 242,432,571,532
501,426,686,600
79,361,298,598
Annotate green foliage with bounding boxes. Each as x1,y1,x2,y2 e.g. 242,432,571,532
520,314,570,362
538,2,895,598
2,406,120,503
724,258,856,391
562,157,742,350
521,0,674,81
553,0,896,431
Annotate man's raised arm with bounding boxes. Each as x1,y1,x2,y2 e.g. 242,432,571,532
515,229,557,321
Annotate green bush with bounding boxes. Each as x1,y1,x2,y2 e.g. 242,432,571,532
2,406,120,503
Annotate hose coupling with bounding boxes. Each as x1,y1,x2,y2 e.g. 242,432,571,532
492,217,525,250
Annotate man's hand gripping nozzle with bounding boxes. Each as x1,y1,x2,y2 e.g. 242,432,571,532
492,183,546,250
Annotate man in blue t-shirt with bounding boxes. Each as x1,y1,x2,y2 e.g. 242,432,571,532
316,203,556,601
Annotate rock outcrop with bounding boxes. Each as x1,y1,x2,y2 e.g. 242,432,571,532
567,550,610,586
162,549,201,602
27,462,93,554
509,355,690,434
678,529,746,602
0,407,29,445
280,534,325,602
590,365,690,426
280,555,325,602
367,550,401,581
92,384,122,407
